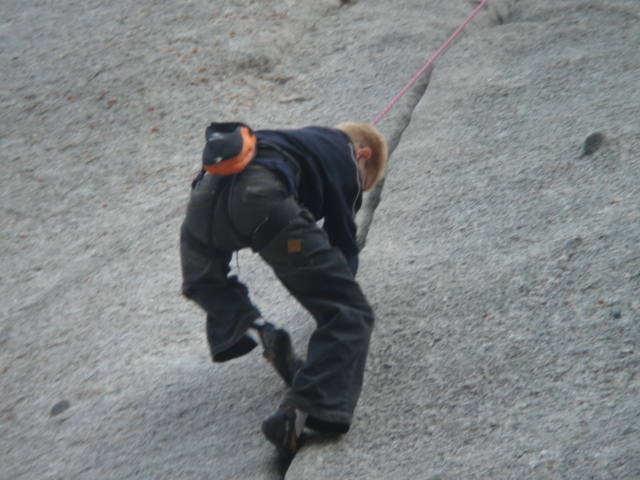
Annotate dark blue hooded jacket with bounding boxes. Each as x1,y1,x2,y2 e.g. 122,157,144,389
256,127,363,274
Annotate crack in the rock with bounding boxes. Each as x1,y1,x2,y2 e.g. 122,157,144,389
356,0,522,251
356,67,433,251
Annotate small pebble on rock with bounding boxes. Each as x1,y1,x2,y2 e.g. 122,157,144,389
564,237,583,249
50,400,71,417
581,132,605,157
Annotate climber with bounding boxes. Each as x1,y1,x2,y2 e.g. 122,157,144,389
180,121,387,461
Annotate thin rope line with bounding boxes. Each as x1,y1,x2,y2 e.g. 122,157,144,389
372,0,489,126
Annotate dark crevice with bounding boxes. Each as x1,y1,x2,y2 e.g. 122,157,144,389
356,68,433,251
356,0,519,251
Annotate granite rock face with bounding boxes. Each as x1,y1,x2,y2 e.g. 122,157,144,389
1,1,638,479
291,1,640,478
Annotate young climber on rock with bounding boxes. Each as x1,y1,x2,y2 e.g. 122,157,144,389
180,121,387,461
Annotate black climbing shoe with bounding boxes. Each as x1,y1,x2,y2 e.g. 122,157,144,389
262,407,307,463
254,323,304,386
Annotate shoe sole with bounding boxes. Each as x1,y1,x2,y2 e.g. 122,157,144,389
262,408,298,461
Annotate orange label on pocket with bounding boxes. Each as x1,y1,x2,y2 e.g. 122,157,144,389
287,239,302,253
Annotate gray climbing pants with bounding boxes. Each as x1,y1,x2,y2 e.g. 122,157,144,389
180,164,374,432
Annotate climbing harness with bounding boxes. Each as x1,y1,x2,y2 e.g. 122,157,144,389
372,0,489,125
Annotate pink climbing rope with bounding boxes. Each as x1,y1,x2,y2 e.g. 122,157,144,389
372,0,490,126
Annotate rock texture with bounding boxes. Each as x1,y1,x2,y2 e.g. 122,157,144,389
1,1,638,479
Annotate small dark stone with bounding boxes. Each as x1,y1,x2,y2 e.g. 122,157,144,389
581,132,605,157
50,400,71,417
611,311,622,319
564,237,583,249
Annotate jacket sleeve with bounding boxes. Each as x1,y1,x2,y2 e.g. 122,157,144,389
347,255,359,276
322,193,360,276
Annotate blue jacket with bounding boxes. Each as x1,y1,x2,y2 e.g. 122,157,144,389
256,127,363,274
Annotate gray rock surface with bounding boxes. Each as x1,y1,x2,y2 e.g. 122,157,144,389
1,1,638,479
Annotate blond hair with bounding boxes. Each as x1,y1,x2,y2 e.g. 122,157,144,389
336,122,388,191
